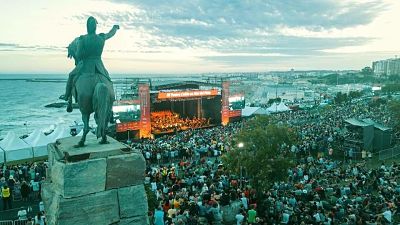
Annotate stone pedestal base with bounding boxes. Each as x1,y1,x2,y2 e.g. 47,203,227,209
43,134,148,225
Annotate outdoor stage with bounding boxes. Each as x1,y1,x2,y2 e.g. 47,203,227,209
113,80,243,140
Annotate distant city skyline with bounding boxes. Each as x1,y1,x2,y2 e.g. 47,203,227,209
0,0,399,74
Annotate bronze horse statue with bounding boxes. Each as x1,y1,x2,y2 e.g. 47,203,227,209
65,17,119,147
75,65,114,146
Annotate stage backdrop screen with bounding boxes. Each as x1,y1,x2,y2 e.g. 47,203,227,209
229,95,245,110
113,105,141,123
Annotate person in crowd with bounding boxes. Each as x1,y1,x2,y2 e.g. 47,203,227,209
21,180,30,202
7,175,16,195
26,217,34,225
17,207,28,220
154,206,164,225
34,211,45,225
247,205,257,224
39,201,45,213
2,184,12,210
208,202,223,225
235,209,245,225
30,178,40,201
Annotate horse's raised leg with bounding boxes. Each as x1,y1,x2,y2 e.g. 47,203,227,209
75,113,90,148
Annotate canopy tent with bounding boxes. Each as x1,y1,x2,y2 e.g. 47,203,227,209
266,102,278,113
266,102,291,113
0,132,11,163
241,107,261,117
0,131,34,163
0,132,10,163
47,124,71,141
276,102,291,112
344,118,371,127
23,129,53,158
253,108,270,115
0,149,4,163
361,119,392,131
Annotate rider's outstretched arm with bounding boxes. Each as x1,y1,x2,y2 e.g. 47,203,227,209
103,25,120,40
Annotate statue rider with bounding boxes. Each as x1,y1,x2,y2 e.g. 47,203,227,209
60,16,119,112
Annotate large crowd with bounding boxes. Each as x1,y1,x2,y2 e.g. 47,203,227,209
132,97,399,224
274,99,398,157
1,96,398,224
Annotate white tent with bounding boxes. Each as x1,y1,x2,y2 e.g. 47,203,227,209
276,102,291,112
0,132,11,163
23,129,53,158
241,107,261,117
266,102,290,113
266,102,279,113
0,148,4,163
0,131,34,162
47,124,71,141
253,108,270,115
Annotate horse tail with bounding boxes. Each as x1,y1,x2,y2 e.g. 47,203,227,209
93,83,111,139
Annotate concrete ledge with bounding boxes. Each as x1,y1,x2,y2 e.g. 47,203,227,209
118,185,148,218
106,152,145,189
51,158,107,198
43,134,148,225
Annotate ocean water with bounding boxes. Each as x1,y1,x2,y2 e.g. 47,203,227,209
0,75,82,138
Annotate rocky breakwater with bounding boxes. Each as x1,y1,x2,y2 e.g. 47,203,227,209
42,133,148,225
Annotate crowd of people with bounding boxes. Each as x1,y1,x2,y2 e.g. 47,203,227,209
1,96,398,224
0,162,47,223
151,111,211,134
135,123,242,224
274,98,398,158
132,96,400,224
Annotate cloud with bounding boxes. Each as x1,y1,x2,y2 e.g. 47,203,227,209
0,42,64,52
88,0,385,57
108,0,386,29
1,0,389,73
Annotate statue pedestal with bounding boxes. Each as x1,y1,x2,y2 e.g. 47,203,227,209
42,134,148,225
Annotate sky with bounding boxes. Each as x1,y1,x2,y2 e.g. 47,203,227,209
0,0,399,74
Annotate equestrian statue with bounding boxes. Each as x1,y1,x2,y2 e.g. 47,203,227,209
60,16,119,147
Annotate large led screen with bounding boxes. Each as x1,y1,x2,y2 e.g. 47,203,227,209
112,105,141,123
229,95,245,110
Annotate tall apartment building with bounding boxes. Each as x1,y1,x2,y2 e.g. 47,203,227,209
372,57,400,76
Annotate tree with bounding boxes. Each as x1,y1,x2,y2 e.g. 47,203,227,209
388,74,400,83
382,83,400,93
334,92,348,104
361,67,373,76
222,116,295,190
348,91,363,99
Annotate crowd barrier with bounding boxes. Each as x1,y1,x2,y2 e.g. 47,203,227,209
0,220,28,225
0,221,14,225
13,220,28,225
